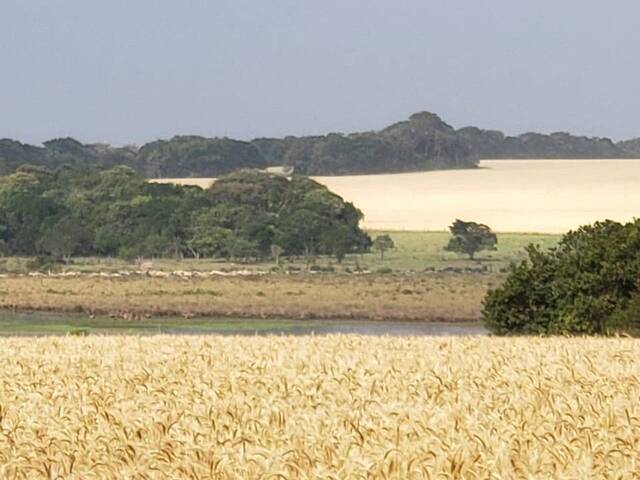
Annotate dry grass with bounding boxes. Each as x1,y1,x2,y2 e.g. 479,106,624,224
154,159,640,232
0,273,490,321
1,335,639,478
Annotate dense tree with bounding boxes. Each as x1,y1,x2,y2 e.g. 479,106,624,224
483,220,640,335
38,216,90,263
0,167,370,264
135,136,266,177
5,111,639,178
445,220,497,260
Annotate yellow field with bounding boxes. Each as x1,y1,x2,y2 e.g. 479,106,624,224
153,159,640,233
1,335,639,478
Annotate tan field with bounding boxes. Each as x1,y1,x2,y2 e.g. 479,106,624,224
2,335,639,478
154,159,640,233
0,273,489,322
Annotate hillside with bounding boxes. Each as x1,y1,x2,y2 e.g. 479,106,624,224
252,112,475,175
1,112,639,176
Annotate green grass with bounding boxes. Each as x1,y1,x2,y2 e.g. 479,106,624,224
365,231,561,272
0,311,329,336
0,231,560,274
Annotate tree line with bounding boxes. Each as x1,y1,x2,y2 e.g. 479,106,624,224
0,166,371,264
5,110,638,178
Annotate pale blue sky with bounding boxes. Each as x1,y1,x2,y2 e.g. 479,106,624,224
2,0,639,145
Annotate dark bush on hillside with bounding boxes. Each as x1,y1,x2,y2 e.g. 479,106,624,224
483,220,640,335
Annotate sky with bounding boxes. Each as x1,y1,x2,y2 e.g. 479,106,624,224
2,0,639,146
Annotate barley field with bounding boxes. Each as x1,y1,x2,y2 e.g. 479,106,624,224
153,159,640,233
1,335,639,479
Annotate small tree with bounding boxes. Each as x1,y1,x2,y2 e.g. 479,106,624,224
372,234,395,260
270,244,284,266
445,219,497,260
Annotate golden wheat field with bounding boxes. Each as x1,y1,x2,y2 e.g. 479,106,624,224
153,159,640,233
1,335,639,479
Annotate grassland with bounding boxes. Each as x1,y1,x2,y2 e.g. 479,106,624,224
1,335,639,478
0,272,490,322
0,230,560,274
0,231,559,331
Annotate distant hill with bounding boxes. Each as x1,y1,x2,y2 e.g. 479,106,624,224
457,127,631,159
253,112,474,175
2,112,639,177
0,136,265,178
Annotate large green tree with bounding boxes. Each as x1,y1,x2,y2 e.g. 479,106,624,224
445,219,497,260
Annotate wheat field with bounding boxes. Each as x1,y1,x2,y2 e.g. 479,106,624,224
153,159,640,233
1,335,639,479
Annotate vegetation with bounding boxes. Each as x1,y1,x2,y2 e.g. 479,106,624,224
444,219,497,260
0,273,489,323
0,166,369,263
0,225,560,275
458,127,637,159
254,112,476,175
484,219,640,335
1,335,639,478
372,234,395,260
134,136,266,177
3,111,640,178
0,136,264,178
0,231,564,324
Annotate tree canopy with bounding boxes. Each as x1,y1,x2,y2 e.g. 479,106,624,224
3,111,640,178
372,234,395,260
444,220,497,260
0,167,370,263
483,220,640,335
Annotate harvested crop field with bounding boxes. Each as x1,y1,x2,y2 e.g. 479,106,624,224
153,159,640,232
1,335,639,478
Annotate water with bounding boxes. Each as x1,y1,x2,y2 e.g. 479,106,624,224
162,321,488,336
0,311,487,336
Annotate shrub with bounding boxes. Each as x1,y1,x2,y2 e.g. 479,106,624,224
376,267,393,274
483,220,640,335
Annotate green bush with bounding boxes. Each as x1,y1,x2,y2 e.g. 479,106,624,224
483,220,640,335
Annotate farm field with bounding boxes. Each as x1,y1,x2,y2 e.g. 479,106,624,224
153,159,640,232
1,335,639,478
